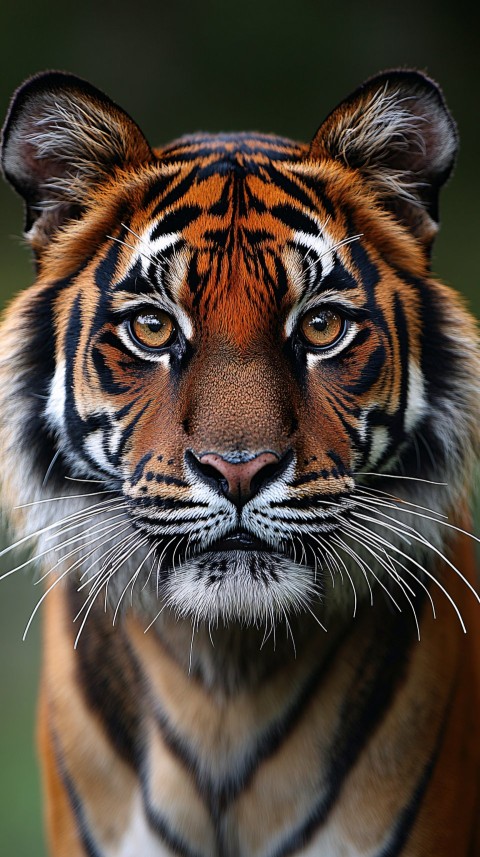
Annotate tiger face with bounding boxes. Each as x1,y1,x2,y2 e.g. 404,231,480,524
1,71,478,631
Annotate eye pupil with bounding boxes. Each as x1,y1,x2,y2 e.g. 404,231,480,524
312,314,329,331
144,317,162,332
130,309,175,349
300,308,345,349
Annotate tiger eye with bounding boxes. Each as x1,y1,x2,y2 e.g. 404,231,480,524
130,310,175,349
300,308,344,349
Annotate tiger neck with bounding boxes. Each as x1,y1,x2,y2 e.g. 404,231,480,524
46,542,480,856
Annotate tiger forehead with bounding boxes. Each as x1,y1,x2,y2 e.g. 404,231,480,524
114,145,359,333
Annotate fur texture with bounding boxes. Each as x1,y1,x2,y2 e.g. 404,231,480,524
1,69,479,856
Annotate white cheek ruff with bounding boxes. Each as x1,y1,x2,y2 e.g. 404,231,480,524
366,425,390,468
84,429,120,477
45,358,66,432
404,359,428,432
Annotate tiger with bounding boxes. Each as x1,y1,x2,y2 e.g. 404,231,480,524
0,67,479,856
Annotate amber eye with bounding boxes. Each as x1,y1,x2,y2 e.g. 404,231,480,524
300,308,345,350
129,309,176,350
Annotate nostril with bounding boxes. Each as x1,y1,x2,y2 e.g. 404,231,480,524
195,458,229,493
250,458,284,495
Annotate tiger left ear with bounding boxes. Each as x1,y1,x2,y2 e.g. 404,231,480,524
1,71,153,253
309,70,458,247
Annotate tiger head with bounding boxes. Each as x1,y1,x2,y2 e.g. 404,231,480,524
1,71,478,631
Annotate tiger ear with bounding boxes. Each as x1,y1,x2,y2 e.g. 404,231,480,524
1,71,153,251
309,70,458,247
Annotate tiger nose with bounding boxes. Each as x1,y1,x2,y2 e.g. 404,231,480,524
193,451,282,507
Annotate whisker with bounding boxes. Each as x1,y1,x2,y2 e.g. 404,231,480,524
35,518,129,585
355,495,480,547
356,486,447,518
64,476,106,484
352,506,480,605
348,527,436,619
331,535,374,606
42,449,61,488
23,564,73,640
106,234,154,267
113,542,156,624
15,489,118,509
346,517,467,632
328,541,357,617
75,525,135,589
337,526,403,613
47,506,128,549
73,535,147,647
357,472,448,486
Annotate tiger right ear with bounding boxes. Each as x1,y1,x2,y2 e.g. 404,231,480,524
1,71,153,252
309,70,458,248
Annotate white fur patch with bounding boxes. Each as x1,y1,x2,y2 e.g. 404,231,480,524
113,791,167,857
84,429,119,477
367,426,390,468
293,229,335,277
122,225,193,340
404,359,427,432
45,358,66,431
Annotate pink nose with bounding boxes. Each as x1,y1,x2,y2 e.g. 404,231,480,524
198,451,280,506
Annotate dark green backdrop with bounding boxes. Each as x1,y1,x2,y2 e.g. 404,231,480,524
0,1,478,853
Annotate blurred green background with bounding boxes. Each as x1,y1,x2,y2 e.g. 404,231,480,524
0,1,478,854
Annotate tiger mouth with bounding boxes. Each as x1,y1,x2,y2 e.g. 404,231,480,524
205,530,275,553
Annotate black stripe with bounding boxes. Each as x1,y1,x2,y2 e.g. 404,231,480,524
51,722,104,857
393,293,409,424
113,400,151,465
146,472,189,487
271,203,320,235
270,492,346,509
327,397,363,448
315,263,359,294
291,171,337,221
64,293,86,451
142,171,181,209
209,177,230,216
69,591,142,770
134,495,205,510
150,204,202,240
151,624,351,811
271,600,423,857
370,295,410,470
326,450,351,476
17,277,70,486
91,346,131,395
375,677,454,857
343,342,386,395
151,168,199,219
96,328,136,358
267,163,318,211
129,451,154,486
140,767,206,857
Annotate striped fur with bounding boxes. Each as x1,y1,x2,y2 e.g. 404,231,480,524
1,70,479,855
